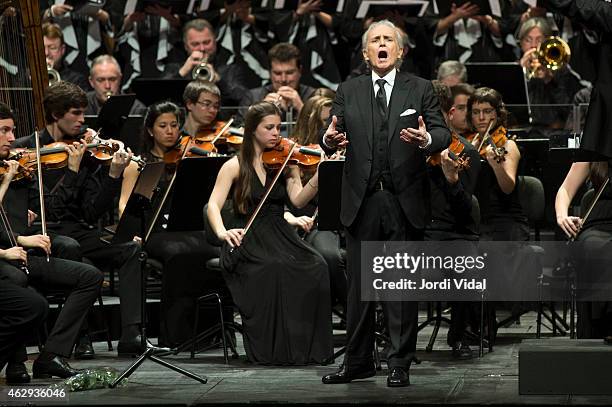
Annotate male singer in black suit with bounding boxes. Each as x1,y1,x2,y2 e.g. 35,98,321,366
320,20,451,387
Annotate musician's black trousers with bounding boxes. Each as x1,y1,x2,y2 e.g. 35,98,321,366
0,256,102,358
49,222,142,328
344,190,420,370
0,280,48,369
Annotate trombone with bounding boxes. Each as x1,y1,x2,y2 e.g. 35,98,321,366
525,36,571,80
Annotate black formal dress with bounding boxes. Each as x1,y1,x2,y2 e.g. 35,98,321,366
320,70,451,370
220,172,333,365
575,161,612,339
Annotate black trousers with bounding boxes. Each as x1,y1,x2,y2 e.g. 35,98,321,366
344,190,420,370
0,256,102,358
49,222,142,327
0,280,48,369
306,230,347,307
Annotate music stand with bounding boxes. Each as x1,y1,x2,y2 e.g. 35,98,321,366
318,160,343,231
465,62,532,127
118,116,145,156
131,78,190,107
110,161,207,387
97,94,137,138
167,157,230,232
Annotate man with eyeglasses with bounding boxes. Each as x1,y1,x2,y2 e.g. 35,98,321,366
182,80,222,137
84,55,147,116
43,22,89,91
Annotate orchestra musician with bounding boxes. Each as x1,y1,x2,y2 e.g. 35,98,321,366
517,17,581,130
10,81,155,358
465,87,528,241
207,101,333,365
555,161,612,342
0,101,102,379
449,83,475,136
119,101,219,346
166,18,259,107
320,20,451,387
84,55,147,116
237,43,315,126
428,81,481,359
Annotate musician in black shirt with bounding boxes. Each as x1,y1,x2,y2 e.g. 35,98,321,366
0,101,101,380
428,81,481,358
12,82,154,357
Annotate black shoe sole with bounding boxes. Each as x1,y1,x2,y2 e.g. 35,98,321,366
322,370,376,384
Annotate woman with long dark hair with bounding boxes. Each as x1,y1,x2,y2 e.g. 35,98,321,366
207,101,333,365
120,100,218,347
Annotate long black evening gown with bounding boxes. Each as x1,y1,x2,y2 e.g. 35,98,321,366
220,172,333,365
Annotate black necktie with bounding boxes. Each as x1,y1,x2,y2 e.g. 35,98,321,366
376,79,387,118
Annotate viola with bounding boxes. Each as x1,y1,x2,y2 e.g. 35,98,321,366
427,133,470,171
262,138,322,170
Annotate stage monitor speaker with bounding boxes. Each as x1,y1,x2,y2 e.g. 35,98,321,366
519,338,612,395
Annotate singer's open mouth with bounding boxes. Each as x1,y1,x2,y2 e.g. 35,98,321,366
378,50,388,60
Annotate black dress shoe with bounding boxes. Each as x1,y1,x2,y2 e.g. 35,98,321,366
387,367,410,387
74,335,95,360
322,363,376,384
451,342,473,360
33,356,80,379
5,362,31,384
117,336,172,358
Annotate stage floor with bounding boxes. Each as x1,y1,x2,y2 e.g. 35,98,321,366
3,311,612,406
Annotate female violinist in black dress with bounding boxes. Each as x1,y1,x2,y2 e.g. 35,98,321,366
207,101,333,365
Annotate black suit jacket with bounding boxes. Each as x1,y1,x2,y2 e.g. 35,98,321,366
320,71,451,229
541,0,612,157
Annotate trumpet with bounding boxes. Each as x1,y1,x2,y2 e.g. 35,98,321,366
526,36,571,80
192,54,217,82
48,63,61,86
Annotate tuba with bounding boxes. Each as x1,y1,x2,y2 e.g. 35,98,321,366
47,63,61,85
526,36,571,80
192,54,216,82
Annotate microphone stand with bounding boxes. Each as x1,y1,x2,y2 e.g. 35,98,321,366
110,153,207,387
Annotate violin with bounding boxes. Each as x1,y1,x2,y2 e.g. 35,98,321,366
262,138,322,170
5,137,142,181
427,133,471,171
194,119,243,149
465,123,512,163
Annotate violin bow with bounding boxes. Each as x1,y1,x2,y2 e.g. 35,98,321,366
0,202,29,274
209,118,234,146
230,140,299,253
569,176,610,242
34,129,49,262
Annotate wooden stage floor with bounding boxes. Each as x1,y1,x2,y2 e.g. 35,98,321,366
3,310,612,406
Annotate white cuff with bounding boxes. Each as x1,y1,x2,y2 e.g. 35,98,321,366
419,132,432,149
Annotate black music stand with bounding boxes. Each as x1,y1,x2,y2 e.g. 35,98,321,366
167,157,230,231
317,161,344,231
465,62,532,127
110,162,207,387
97,94,137,139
